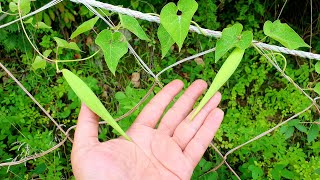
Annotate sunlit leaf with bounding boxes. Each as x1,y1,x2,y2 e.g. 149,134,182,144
160,0,198,50
95,29,128,75
263,20,310,50
215,23,242,62
31,50,51,71
236,30,253,50
61,69,130,140
119,14,149,41
157,25,174,58
10,0,31,15
34,22,51,29
53,37,81,51
70,17,99,39
32,56,46,70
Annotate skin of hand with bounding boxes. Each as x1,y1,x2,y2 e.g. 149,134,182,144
71,79,224,180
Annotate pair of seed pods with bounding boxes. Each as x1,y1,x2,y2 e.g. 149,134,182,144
62,47,245,140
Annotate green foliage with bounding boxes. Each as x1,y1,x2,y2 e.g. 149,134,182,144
53,37,81,51
70,17,99,39
157,24,175,58
193,47,245,118
215,23,252,62
263,20,310,49
315,62,320,74
62,69,130,140
119,14,149,41
95,29,128,75
314,83,320,95
160,0,198,50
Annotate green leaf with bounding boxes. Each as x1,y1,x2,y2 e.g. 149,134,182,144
43,50,52,57
215,23,243,62
263,20,310,50
32,56,46,70
61,69,130,140
236,30,253,50
0,3,3,13
43,12,51,26
295,124,308,133
34,22,51,29
157,25,175,58
284,126,294,139
307,124,319,143
53,37,81,51
24,17,33,24
119,14,149,41
160,0,198,50
314,83,320,95
9,2,17,12
70,17,99,39
281,169,295,179
11,0,31,15
248,164,263,179
95,30,128,75
315,62,320,74
288,119,299,126
33,163,47,174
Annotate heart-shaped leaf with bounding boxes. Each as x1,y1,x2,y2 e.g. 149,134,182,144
119,14,149,41
71,17,99,39
157,24,175,58
263,20,310,50
62,69,131,141
95,30,128,75
160,0,198,50
215,23,243,62
53,37,81,51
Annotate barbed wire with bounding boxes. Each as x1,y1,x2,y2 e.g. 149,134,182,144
0,0,319,179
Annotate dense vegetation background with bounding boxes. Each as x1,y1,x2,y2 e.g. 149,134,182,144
0,0,319,179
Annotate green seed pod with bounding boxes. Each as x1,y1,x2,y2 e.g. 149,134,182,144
191,47,245,119
62,69,131,141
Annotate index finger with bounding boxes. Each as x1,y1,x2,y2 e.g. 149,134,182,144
73,104,100,148
132,80,184,128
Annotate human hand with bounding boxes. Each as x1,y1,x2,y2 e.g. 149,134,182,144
71,79,224,180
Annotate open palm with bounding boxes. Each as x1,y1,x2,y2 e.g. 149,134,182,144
71,80,224,180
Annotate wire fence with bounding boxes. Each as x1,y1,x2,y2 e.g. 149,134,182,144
0,0,319,179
